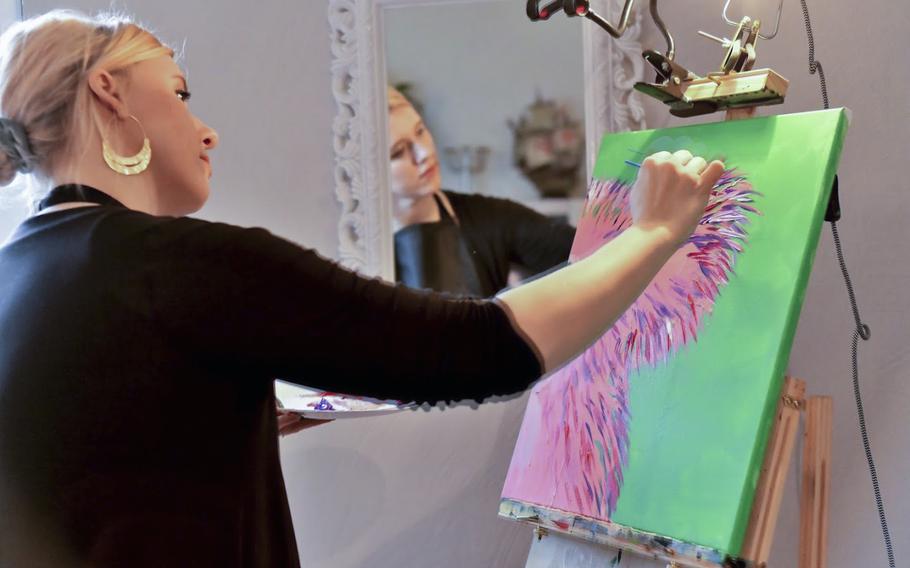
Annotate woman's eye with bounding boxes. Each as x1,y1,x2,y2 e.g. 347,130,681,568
176,90,192,102
390,149,405,160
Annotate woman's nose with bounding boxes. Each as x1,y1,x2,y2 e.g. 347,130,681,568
202,128,219,150
412,141,430,164
196,117,219,151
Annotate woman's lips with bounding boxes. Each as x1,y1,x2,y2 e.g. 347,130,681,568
419,163,437,181
200,155,212,178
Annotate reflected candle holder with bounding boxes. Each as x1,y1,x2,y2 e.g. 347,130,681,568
443,145,491,193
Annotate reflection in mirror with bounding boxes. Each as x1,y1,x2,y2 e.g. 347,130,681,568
383,1,587,298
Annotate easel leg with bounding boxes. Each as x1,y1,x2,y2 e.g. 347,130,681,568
799,397,832,568
742,376,806,565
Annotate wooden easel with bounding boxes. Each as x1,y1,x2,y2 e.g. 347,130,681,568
732,376,833,568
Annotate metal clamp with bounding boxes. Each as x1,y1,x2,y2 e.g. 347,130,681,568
782,394,804,410
526,0,789,118
527,0,636,38
723,0,785,40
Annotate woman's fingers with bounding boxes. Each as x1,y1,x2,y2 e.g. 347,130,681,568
643,150,699,171
277,410,301,429
640,150,724,194
643,151,673,167
671,149,694,167
276,408,333,436
697,160,727,194
683,156,708,176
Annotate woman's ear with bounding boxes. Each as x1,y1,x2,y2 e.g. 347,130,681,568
86,69,129,120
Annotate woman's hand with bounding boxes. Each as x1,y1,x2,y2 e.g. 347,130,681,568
277,408,332,437
497,149,725,372
630,150,725,246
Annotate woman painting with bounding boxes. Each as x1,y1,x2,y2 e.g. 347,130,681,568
0,11,724,567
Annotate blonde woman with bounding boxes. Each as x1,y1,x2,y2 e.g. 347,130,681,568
0,11,724,567
388,87,575,296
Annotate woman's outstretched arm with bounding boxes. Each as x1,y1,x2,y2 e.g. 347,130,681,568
139,151,722,404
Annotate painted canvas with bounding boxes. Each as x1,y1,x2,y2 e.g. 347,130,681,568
501,109,848,561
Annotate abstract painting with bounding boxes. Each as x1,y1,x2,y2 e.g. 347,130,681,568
501,109,848,560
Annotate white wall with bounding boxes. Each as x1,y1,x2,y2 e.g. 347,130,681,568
0,0,28,242
21,0,340,257
384,1,585,200
11,1,910,568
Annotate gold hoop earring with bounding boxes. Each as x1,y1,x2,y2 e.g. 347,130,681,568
102,115,151,176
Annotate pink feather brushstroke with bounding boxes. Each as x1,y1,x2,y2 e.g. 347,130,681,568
503,169,760,520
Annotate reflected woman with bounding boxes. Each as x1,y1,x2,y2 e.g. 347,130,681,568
388,86,575,296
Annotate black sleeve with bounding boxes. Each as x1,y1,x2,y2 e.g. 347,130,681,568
140,218,542,404
492,197,576,275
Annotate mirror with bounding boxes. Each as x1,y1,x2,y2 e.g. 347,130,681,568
384,1,586,202
327,0,649,281
384,1,587,296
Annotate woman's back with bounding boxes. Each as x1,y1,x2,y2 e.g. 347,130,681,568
0,201,298,567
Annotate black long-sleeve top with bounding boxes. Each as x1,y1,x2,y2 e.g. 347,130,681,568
0,186,542,567
394,190,575,297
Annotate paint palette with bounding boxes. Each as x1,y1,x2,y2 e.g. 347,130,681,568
274,380,410,420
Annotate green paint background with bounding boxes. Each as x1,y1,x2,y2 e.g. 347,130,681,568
587,109,849,554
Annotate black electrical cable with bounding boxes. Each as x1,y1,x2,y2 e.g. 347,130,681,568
799,1,895,566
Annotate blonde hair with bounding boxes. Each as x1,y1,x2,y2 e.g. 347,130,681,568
388,86,413,113
0,10,172,198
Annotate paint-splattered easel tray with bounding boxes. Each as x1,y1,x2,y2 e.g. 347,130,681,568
274,380,411,419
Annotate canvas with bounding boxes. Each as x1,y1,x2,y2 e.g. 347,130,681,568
501,109,849,561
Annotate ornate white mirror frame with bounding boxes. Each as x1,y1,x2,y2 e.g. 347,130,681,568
327,0,647,280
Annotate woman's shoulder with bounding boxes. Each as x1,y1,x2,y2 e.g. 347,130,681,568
75,208,309,267
442,189,524,212
78,208,261,246
441,190,538,222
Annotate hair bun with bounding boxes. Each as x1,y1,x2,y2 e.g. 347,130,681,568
0,118,37,176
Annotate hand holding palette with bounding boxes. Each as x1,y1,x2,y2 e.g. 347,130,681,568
274,380,411,420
